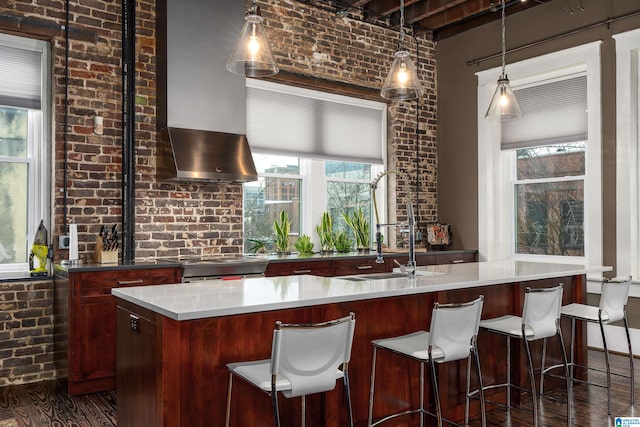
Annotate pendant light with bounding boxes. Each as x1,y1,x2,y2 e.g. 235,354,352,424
380,0,423,100
485,0,522,119
226,0,279,78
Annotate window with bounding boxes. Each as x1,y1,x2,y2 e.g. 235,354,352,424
0,34,50,279
614,28,640,279
243,80,386,254
514,143,585,256
476,42,602,266
243,155,383,253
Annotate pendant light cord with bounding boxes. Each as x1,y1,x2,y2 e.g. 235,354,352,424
500,0,506,76
399,0,405,46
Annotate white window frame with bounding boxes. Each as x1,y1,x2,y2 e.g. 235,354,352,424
476,42,602,268
0,34,51,279
613,28,640,280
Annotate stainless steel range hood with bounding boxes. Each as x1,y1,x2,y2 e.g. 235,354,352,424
157,127,258,183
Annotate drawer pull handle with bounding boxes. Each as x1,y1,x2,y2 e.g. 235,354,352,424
118,279,144,285
356,265,373,270
451,259,464,264
293,269,312,274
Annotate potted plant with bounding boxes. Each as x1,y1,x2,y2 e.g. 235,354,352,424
273,210,292,255
316,212,335,254
343,208,370,253
334,231,354,253
247,238,271,255
294,234,315,256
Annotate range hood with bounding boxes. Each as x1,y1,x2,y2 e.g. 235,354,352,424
157,127,258,183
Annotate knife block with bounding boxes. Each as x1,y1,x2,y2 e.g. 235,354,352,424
93,236,118,264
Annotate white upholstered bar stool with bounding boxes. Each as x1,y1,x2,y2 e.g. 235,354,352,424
476,285,571,427
541,276,634,415
225,312,356,427
367,296,486,427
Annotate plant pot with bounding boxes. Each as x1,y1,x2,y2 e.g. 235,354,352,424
320,249,334,255
276,251,291,256
357,247,371,254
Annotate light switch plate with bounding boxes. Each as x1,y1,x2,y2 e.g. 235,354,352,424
58,235,70,249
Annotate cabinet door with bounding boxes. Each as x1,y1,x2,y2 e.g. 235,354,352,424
116,304,157,427
332,257,389,276
265,260,333,277
72,299,116,384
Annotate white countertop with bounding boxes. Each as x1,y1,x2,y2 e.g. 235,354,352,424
112,261,611,321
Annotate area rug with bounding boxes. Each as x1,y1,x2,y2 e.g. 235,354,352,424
0,419,18,427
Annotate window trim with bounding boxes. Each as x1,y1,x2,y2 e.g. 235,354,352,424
0,34,51,279
613,28,640,279
476,42,602,267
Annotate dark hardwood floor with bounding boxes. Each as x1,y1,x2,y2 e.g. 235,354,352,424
0,350,636,426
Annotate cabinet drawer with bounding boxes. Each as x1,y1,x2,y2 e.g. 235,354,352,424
265,260,333,277
434,253,477,265
74,268,180,298
332,258,388,276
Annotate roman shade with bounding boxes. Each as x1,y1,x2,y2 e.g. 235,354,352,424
502,75,587,150
246,79,385,164
0,44,42,110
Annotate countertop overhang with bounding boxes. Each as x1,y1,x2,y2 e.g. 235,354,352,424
112,261,611,321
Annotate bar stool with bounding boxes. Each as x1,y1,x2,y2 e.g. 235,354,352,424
476,285,571,427
367,296,486,427
225,312,356,427
541,276,633,415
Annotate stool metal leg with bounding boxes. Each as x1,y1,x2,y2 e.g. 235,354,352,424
523,335,539,427
624,313,635,406
344,372,354,427
539,338,547,394
429,359,441,427
506,336,511,410
271,380,280,427
472,343,487,427
598,316,612,415
557,323,572,426
368,347,377,427
225,372,233,427
301,395,306,427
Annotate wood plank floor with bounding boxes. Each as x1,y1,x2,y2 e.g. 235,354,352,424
0,350,636,426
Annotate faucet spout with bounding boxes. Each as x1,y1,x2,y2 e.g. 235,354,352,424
372,170,417,276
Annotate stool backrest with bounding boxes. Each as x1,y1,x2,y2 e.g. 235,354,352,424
428,296,484,363
522,284,563,340
600,275,632,323
270,312,356,398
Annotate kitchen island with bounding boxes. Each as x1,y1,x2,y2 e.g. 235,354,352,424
113,261,609,427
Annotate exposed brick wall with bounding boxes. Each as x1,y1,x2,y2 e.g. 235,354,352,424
0,280,55,386
0,0,438,384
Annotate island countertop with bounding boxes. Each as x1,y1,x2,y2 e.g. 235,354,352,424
112,260,611,321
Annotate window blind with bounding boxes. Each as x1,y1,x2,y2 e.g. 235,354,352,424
0,44,42,110
502,75,587,150
246,79,385,164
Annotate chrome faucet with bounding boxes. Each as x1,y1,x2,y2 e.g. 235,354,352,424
372,170,417,278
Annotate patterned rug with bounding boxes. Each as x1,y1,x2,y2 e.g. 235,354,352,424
0,420,18,427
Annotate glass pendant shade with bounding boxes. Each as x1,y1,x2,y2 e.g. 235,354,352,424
226,13,279,78
380,50,423,100
485,74,522,119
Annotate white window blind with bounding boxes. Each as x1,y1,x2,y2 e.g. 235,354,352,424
502,75,587,150
0,44,42,109
246,79,385,164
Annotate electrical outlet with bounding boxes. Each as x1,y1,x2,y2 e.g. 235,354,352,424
59,235,70,249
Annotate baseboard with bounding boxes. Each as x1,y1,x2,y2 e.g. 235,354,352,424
587,323,640,356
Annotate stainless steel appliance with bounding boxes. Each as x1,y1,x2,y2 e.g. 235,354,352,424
165,255,269,282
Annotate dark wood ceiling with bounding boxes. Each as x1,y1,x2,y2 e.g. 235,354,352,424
319,0,551,40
